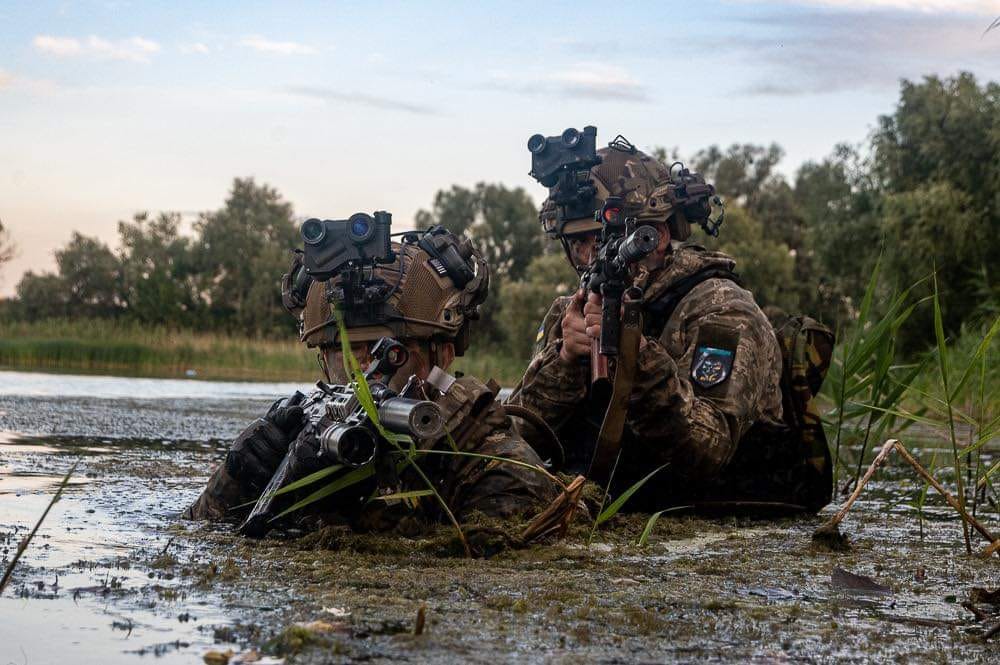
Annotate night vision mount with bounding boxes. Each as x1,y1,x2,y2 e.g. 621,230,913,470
527,126,603,228
294,211,478,331
526,125,725,238
668,162,725,237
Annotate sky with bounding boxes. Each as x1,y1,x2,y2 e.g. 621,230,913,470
0,0,998,295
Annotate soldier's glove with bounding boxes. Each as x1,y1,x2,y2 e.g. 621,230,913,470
280,425,327,485
224,391,307,494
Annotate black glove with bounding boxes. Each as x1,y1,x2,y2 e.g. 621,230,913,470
224,391,307,493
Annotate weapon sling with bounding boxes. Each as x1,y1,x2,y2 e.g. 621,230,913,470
587,292,643,486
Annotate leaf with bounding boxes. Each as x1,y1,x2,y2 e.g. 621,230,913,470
636,505,692,546
370,489,435,502
273,464,375,519
831,567,891,594
231,464,345,510
949,314,1000,402
595,464,669,527
411,448,560,483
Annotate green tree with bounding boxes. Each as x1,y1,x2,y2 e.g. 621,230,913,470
794,143,883,322
118,212,201,326
194,178,300,335
868,73,999,347
416,182,543,346
880,183,987,344
704,206,798,313
416,182,542,282
498,252,578,362
14,272,67,319
54,232,122,316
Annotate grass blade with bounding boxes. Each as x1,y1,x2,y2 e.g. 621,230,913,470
595,463,669,527
371,489,436,502
637,505,692,546
273,464,376,520
932,270,971,554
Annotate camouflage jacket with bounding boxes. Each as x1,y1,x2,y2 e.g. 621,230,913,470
507,245,784,491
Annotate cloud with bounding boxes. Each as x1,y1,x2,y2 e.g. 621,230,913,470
240,36,317,55
770,0,1000,12
552,64,651,101
33,34,161,63
33,35,82,56
727,8,997,96
0,69,12,89
282,85,439,115
486,64,651,102
179,42,211,55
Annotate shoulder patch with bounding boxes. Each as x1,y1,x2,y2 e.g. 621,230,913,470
535,323,545,343
690,323,741,394
692,346,734,388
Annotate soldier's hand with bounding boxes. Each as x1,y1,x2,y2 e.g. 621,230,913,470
560,290,591,362
224,391,307,492
583,292,603,339
582,293,648,351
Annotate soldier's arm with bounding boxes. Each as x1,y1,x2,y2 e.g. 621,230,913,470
626,280,782,481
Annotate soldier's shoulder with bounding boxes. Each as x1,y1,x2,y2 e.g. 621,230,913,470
679,275,774,337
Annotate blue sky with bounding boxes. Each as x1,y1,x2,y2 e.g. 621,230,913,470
1,0,997,294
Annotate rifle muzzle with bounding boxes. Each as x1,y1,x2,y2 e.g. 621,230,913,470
616,225,660,265
378,397,444,440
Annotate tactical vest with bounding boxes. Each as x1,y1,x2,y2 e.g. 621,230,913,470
646,267,834,512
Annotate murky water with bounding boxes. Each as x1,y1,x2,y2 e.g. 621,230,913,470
0,371,307,664
1,369,998,664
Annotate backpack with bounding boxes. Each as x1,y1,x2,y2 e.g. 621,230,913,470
768,313,835,510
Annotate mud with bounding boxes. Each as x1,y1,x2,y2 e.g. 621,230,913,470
1,370,998,663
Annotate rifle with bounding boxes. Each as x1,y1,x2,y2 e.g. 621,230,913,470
581,197,661,395
238,337,444,537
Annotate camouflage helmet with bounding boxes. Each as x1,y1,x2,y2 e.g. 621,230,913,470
539,143,693,242
287,228,489,356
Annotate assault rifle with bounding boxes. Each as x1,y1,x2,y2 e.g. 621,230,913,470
238,337,444,537
582,197,661,393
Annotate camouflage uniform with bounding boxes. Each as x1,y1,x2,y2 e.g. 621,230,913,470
511,140,826,511
185,229,559,527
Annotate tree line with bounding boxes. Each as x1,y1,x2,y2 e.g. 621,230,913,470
2,72,997,361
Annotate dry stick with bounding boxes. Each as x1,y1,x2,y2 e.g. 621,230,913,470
0,461,79,595
982,538,1000,559
815,439,1000,557
890,441,999,551
815,439,897,535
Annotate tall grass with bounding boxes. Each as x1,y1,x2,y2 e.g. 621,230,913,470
0,318,317,381
824,263,1000,543
820,262,929,490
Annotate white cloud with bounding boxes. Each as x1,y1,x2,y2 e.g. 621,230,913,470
240,35,317,55
0,69,12,89
767,0,1000,12
33,35,83,56
33,34,161,63
179,42,211,55
550,64,649,100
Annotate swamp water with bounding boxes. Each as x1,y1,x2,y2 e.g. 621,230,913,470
0,370,997,663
